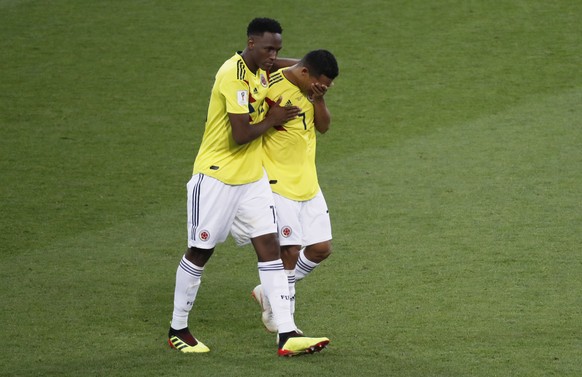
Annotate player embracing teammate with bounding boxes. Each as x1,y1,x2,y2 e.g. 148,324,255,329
167,17,338,357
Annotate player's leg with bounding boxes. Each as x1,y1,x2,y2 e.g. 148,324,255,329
274,192,333,355
234,181,296,334
274,193,304,319
251,233,296,334
296,242,332,280
252,193,302,331
168,174,236,353
237,177,329,355
295,191,332,281
252,233,328,356
280,245,301,317
280,245,301,269
168,246,213,353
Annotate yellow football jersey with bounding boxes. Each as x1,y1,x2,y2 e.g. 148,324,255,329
193,53,270,185
262,69,320,201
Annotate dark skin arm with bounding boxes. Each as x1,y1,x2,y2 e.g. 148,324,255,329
229,98,301,145
272,57,299,71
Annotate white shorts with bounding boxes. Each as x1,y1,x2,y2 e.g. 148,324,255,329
273,191,332,247
187,173,278,248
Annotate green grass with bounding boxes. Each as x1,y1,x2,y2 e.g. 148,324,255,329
1,0,581,376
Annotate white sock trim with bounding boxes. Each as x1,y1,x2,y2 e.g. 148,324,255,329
295,248,318,280
171,256,204,330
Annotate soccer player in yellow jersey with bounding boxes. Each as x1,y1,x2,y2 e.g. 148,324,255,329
251,50,339,333
168,19,330,357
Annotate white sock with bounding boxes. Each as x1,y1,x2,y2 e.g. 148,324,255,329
258,259,296,333
171,255,204,330
295,248,319,281
285,270,296,317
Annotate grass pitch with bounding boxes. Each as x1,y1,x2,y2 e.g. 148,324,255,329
1,1,581,376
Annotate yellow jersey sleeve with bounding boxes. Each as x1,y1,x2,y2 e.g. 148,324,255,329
262,69,320,201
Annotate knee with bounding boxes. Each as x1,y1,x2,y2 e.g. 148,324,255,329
305,242,332,263
185,247,214,267
319,244,332,260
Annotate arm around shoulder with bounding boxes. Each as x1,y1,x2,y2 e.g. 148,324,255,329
228,99,302,145
228,113,272,145
272,57,299,71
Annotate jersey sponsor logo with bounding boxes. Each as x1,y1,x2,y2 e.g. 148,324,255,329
260,73,268,88
281,226,292,238
237,90,248,106
198,229,211,242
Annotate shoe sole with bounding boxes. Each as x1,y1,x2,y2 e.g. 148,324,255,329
278,340,330,357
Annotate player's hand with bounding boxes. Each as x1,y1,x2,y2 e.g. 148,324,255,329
266,97,301,125
309,82,328,101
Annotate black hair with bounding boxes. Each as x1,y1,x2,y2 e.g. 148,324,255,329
247,18,283,36
301,50,339,79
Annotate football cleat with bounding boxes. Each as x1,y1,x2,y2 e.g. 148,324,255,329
168,327,210,353
278,333,330,357
251,285,277,333
276,328,303,344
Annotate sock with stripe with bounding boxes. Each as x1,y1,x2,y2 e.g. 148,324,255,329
295,248,319,281
258,259,296,333
171,255,204,330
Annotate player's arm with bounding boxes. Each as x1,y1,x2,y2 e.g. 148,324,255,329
229,99,301,145
311,83,331,134
222,72,300,144
272,57,299,70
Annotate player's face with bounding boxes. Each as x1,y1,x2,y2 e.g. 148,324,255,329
248,32,282,71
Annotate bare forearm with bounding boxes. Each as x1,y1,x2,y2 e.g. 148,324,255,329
232,118,276,145
230,101,301,144
313,98,331,133
273,57,299,70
